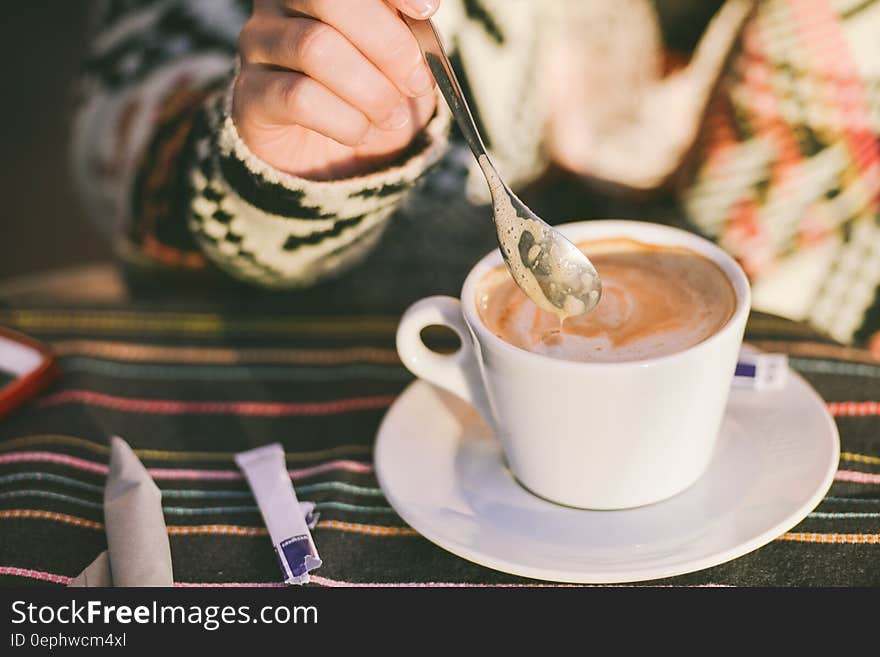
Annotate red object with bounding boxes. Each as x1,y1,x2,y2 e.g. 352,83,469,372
0,327,58,419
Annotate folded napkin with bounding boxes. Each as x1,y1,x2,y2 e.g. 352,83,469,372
99,436,174,586
69,436,173,587
68,550,113,587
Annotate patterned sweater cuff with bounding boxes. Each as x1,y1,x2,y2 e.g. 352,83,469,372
187,78,451,288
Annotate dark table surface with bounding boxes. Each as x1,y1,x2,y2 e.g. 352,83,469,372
0,181,878,587
0,297,877,587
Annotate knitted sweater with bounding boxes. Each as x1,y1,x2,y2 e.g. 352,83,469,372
71,0,880,343
71,0,554,288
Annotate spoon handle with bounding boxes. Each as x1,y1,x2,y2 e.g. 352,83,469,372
403,15,491,164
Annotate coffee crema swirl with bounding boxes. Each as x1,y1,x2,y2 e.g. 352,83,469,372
476,238,736,363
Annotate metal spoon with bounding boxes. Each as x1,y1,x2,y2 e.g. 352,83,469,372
404,16,602,319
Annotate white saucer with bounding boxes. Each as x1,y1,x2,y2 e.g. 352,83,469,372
375,366,840,584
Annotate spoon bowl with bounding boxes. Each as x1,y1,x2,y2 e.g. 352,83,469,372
404,15,602,319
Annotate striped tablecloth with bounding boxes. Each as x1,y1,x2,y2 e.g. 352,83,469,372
0,305,877,587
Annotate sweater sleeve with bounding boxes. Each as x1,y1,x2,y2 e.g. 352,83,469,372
187,76,451,288
71,0,451,287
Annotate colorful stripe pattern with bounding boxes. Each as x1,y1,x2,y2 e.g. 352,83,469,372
1,307,878,587
50,341,401,364
0,310,398,337
0,567,736,588
0,434,373,463
37,389,397,416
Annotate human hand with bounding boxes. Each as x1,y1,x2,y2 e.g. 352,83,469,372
234,0,440,181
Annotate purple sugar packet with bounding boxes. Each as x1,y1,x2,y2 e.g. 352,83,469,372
733,352,788,390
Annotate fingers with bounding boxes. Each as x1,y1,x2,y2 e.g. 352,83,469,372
286,0,436,97
241,16,413,131
235,67,372,147
237,0,439,152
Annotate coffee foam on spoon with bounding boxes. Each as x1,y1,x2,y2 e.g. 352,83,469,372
478,155,589,323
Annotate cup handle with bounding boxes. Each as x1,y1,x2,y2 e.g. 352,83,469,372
396,296,493,423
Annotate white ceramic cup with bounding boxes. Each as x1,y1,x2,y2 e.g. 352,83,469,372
396,220,751,509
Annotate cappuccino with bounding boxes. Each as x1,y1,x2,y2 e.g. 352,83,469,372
476,238,736,363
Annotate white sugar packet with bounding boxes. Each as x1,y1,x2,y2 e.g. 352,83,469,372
235,444,322,585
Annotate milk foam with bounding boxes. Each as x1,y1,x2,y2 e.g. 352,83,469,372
476,238,736,363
